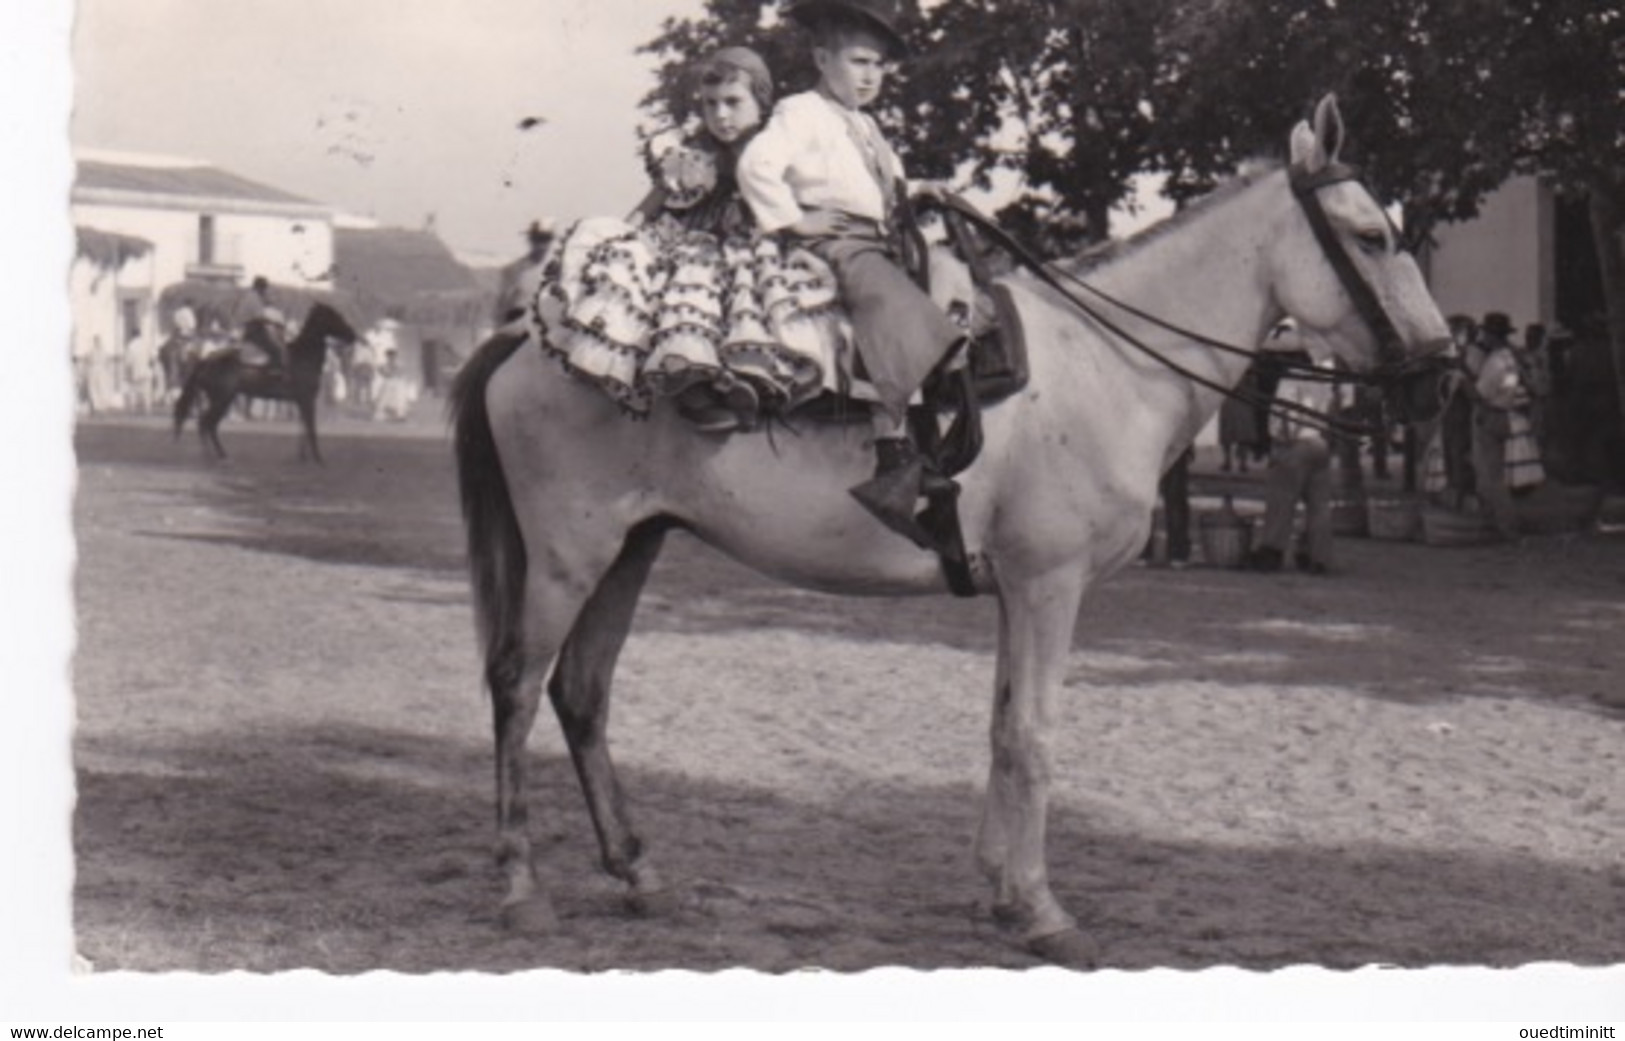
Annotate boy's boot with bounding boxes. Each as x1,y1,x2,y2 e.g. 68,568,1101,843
849,436,955,549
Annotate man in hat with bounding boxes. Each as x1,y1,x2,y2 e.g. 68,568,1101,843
233,275,287,370
494,218,557,328
737,0,963,546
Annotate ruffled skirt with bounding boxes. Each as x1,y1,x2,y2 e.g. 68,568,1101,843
531,216,848,417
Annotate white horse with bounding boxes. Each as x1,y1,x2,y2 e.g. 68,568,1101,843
449,96,1452,964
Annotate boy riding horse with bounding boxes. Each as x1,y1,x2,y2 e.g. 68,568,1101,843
737,0,963,545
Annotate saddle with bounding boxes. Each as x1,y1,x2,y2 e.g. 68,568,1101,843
238,319,287,371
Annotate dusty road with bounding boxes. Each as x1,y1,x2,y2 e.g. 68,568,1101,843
71,414,1625,973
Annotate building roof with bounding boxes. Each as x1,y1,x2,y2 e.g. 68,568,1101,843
74,156,332,217
333,226,490,328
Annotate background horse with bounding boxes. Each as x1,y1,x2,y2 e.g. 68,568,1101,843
173,302,358,463
449,97,1452,964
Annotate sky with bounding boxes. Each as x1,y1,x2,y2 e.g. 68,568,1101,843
69,0,1170,263
72,0,709,259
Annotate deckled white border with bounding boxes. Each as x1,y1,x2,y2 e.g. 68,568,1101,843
6,0,1622,1024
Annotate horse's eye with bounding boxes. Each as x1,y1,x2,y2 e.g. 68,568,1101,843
1355,229,1388,253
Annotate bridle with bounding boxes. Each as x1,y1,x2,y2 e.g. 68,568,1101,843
1287,161,1453,421
924,164,1451,437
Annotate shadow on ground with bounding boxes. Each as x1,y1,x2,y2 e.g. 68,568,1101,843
74,720,1625,974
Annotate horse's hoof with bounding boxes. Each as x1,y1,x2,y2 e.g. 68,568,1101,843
499,896,559,935
1027,927,1099,969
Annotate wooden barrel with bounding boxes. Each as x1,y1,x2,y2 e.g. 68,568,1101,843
1421,505,1494,547
1367,495,1422,541
1331,496,1369,537
1198,518,1254,568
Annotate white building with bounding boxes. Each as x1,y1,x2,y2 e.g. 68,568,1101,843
71,149,337,297
1424,174,1610,337
70,226,158,412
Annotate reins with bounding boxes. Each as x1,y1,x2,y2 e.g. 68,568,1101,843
926,173,1429,441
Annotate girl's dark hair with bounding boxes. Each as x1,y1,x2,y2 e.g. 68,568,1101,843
696,46,774,111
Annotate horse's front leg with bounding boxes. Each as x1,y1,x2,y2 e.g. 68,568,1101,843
295,396,322,464
977,565,1095,966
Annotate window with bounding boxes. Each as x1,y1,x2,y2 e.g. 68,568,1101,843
198,214,216,264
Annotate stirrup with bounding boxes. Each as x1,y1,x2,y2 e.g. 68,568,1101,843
849,458,935,549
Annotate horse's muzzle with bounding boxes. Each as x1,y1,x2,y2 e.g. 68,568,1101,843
1384,338,1455,425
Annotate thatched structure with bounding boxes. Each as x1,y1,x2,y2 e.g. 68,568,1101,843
75,226,152,271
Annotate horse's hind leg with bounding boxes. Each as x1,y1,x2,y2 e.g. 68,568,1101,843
200,397,230,460
548,521,669,912
490,522,630,933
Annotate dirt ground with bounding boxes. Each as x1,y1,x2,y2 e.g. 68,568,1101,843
69,412,1625,974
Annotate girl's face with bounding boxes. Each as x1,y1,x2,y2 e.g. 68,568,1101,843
700,76,762,144
814,29,889,109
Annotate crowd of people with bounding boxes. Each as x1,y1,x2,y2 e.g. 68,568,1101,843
1141,306,1573,575
76,273,431,425
1427,311,1553,540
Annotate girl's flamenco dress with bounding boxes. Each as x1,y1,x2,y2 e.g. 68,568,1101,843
531,134,847,420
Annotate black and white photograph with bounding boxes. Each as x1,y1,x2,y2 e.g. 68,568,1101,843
6,0,1625,1024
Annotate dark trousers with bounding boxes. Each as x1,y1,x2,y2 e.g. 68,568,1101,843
1161,447,1193,561
1143,446,1193,562
1259,439,1333,566
808,233,964,423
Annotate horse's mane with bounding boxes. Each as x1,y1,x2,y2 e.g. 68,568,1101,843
1061,159,1285,275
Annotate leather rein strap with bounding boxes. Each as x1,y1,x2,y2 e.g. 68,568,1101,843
928,193,1370,440
928,159,1442,438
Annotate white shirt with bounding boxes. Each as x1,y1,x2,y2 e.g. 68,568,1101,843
1474,346,1527,410
736,91,906,233
1270,367,1333,445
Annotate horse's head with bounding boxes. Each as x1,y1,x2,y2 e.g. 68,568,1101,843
1271,95,1453,424
299,302,361,353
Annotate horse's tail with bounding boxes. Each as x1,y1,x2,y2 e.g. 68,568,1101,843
448,332,531,697
172,363,203,438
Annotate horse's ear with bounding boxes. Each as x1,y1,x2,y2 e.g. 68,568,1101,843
1289,119,1322,169
1312,93,1344,164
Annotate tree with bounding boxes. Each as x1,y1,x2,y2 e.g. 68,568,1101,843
643,1,1625,446
640,0,1172,251
1146,0,1625,463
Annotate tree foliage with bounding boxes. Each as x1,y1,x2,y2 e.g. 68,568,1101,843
642,0,1619,239
642,0,1625,435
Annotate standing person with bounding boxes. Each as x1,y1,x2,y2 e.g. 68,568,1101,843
1517,321,1552,447
1217,389,1259,473
736,0,966,542
1246,351,1337,575
123,323,157,414
538,45,836,431
1142,445,1194,567
372,348,416,422
1437,314,1480,505
1468,312,1537,539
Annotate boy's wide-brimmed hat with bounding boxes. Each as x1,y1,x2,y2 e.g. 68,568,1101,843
1482,311,1514,337
787,0,910,58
